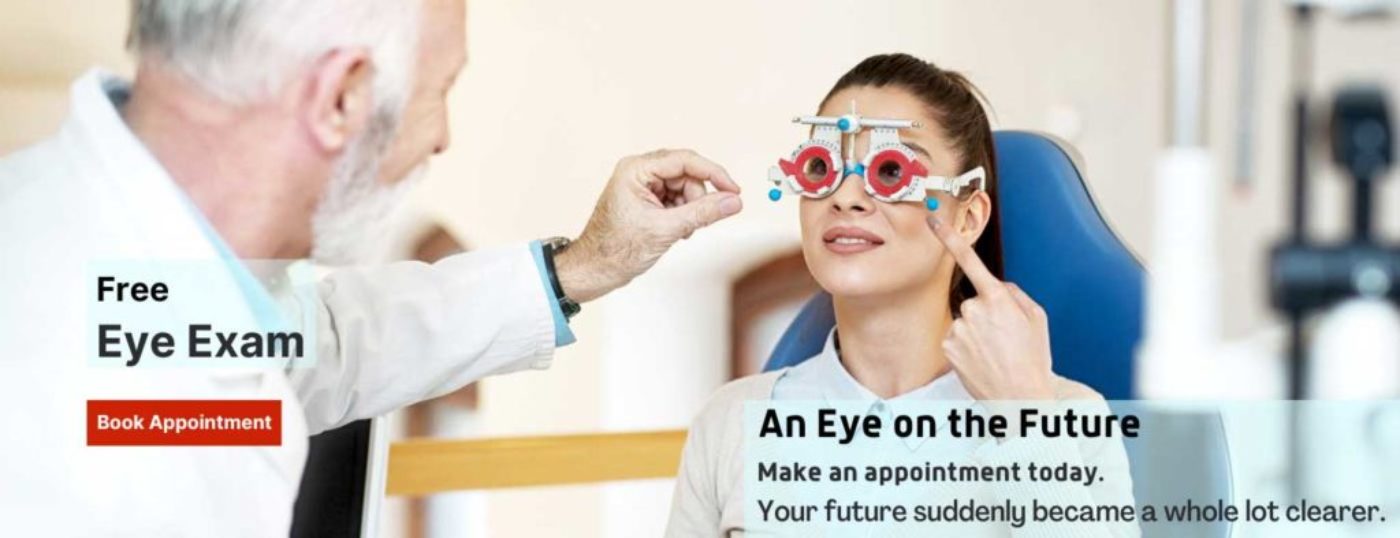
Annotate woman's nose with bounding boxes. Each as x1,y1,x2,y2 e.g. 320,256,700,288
828,170,871,213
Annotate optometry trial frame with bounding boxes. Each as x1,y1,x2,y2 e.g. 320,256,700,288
767,102,986,211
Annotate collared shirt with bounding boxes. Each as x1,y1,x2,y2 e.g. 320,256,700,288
666,329,1141,537
773,328,974,405
773,328,976,451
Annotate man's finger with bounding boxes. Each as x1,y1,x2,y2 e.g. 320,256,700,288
927,215,1002,296
644,150,740,194
666,175,708,204
664,191,743,238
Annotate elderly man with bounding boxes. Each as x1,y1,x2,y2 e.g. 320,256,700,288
0,0,741,535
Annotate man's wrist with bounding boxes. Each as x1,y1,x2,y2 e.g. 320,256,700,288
554,234,622,303
540,237,581,319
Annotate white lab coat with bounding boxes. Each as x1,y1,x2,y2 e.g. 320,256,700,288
0,70,557,536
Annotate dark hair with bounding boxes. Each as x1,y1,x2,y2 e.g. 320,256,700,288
819,53,1004,316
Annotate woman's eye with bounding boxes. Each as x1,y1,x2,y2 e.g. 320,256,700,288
803,157,829,181
876,161,903,186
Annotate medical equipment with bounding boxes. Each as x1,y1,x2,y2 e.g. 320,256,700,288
766,103,985,210
1271,82,1399,516
1264,4,1400,513
1271,86,1397,328
1130,2,1400,536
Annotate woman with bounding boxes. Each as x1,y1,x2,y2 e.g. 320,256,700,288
665,53,1136,537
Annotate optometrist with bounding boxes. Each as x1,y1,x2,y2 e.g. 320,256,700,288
0,0,741,535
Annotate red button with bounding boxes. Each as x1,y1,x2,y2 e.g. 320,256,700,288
87,400,281,446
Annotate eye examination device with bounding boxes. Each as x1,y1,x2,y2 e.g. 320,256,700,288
1134,2,1400,536
767,103,985,210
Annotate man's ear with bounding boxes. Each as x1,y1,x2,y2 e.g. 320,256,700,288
304,47,374,153
956,189,993,244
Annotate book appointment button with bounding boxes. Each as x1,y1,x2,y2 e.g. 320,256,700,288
87,400,281,446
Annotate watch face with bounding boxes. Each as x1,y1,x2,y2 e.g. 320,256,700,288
562,298,581,318
544,236,571,251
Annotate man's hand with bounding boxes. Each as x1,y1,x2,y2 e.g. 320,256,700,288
555,149,743,303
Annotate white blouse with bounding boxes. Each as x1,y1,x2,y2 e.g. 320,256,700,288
665,330,1140,537
773,329,976,402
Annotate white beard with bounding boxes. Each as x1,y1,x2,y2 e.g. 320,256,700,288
310,114,425,265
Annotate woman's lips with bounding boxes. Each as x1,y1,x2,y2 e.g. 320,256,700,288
822,225,886,254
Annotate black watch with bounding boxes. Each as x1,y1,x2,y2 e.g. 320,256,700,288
540,236,582,320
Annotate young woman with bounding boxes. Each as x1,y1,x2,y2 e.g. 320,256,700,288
665,54,1136,537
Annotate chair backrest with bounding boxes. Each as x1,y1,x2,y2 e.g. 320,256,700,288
762,130,1144,400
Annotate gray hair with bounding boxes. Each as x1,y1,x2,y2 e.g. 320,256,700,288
128,0,419,111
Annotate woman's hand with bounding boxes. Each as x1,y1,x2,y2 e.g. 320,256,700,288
928,215,1056,402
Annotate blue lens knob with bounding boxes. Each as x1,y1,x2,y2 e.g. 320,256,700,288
768,188,782,201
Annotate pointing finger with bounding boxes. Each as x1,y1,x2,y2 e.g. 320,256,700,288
927,215,1003,298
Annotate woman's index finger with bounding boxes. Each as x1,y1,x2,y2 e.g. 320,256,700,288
926,215,1004,296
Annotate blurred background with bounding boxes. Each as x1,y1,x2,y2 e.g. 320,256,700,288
2,0,1397,536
